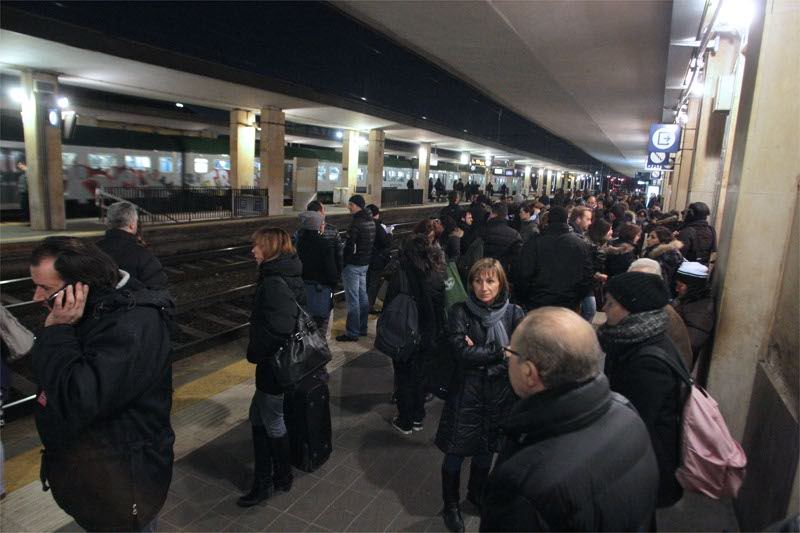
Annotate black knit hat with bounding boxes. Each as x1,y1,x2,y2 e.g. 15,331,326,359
348,194,366,209
549,206,568,224
605,272,669,313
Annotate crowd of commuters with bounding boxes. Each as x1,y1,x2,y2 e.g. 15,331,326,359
18,187,722,532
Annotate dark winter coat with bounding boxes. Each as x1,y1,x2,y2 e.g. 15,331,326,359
672,295,715,364
677,220,716,264
604,238,638,278
482,218,522,272
96,229,168,289
511,222,594,310
247,254,308,394
481,375,659,532
296,229,338,288
33,277,175,532
440,203,464,226
519,218,538,243
435,296,524,457
644,240,684,295
344,208,376,266
441,233,462,263
383,260,446,353
370,218,393,270
321,222,344,275
602,332,684,507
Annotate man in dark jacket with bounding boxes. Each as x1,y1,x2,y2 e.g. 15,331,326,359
29,236,175,532
366,204,392,312
306,200,344,275
511,206,593,311
599,272,686,510
440,191,463,226
677,202,717,265
482,204,522,273
96,201,168,289
337,195,376,342
482,307,659,532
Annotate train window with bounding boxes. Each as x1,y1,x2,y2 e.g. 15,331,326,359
124,155,151,169
194,158,209,174
159,157,174,173
329,167,340,181
62,153,77,167
317,166,327,181
214,159,230,170
88,154,119,169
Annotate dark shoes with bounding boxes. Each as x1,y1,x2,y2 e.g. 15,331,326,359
412,420,424,432
271,434,294,493
442,469,465,532
466,465,491,511
237,427,294,508
336,334,358,342
442,505,465,533
391,417,413,435
237,478,273,507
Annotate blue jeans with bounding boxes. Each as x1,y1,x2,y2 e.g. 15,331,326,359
580,295,596,323
342,264,369,339
248,390,287,438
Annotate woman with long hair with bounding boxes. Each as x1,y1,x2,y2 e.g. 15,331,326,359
643,225,684,296
435,259,524,532
239,227,307,507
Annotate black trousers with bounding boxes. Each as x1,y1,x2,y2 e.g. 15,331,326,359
392,355,426,425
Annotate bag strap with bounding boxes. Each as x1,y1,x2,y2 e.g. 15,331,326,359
637,345,693,387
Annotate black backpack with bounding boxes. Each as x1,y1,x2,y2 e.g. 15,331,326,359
374,270,420,362
458,236,484,281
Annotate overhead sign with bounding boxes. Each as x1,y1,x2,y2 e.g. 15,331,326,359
648,124,682,153
646,152,676,171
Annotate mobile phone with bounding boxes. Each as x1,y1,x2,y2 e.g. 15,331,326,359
46,285,69,309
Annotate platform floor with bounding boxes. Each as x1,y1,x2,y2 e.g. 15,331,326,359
0,312,739,532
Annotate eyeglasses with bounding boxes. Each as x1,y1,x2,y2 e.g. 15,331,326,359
502,345,525,360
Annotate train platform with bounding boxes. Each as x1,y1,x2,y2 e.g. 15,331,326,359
0,308,739,533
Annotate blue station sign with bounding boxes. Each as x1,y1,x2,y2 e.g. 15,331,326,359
647,124,682,153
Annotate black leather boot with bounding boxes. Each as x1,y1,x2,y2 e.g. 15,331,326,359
237,426,273,507
466,464,491,511
441,468,465,532
270,434,294,492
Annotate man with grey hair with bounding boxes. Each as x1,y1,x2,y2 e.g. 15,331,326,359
96,202,168,289
481,307,659,532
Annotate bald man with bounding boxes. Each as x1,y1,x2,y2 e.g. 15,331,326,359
481,308,658,532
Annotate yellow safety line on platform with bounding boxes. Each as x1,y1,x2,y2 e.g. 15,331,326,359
4,358,255,494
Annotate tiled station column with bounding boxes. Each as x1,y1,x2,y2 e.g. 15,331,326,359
366,129,385,207
418,143,431,203
340,130,360,207
20,71,65,230
260,106,285,215
229,109,255,188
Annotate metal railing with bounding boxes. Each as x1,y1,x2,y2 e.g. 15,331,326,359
97,187,269,224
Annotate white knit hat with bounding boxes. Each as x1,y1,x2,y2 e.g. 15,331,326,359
677,261,708,279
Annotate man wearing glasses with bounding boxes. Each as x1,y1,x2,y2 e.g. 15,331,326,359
480,307,659,532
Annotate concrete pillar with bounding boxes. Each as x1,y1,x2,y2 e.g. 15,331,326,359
522,166,531,196
260,106,285,215
670,97,701,211
229,109,255,189
686,36,740,207
418,142,431,203
340,130,360,206
20,71,65,231
366,129,385,207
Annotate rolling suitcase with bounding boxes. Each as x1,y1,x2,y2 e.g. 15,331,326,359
283,373,332,472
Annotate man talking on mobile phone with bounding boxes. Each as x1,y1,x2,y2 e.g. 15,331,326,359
29,236,175,532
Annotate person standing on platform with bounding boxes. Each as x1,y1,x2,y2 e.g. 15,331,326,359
518,201,541,242
96,201,168,290
672,261,716,368
643,226,685,296
435,259,523,532
440,191,463,227
366,204,393,313
337,195,376,342
454,179,465,201
306,200,343,276
676,202,717,266
407,177,414,190
16,160,28,219
428,178,435,202
480,307,659,532
296,211,338,335
240,228,305,507
29,236,175,531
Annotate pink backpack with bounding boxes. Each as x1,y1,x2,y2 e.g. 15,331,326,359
642,347,747,499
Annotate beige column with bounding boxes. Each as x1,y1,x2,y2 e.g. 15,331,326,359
686,36,740,207
339,130,360,206
418,143,431,203
229,109,255,189
260,106,285,215
522,166,532,196
670,98,701,211
20,71,65,231
366,129,385,207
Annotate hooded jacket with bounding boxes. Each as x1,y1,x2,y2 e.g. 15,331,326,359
246,254,308,394
435,296,524,457
96,228,168,289
481,375,659,532
677,220,716,264
33,275,175,532
344,208,376,266
644,240,684,294
483,217,523,273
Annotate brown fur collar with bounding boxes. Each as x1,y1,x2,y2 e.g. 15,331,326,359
648,240,683,258
604,242,634,255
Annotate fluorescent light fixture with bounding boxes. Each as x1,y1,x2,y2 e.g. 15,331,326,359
57,97,69,108
360,97,367,101
717,0,754,31
422,116,427,120
175,102,184,108
335,131,343,139
9,87,25,104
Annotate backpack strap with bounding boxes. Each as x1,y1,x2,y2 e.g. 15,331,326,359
637,345,693,387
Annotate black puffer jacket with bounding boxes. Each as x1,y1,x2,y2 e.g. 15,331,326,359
435,296,524,457
344,208,376,266
33,277,175,532
677,220,716,264
296,229,338,287
440,203,464,225
644,240,684,295
246,254,308,394
483,218,522,272
602,331,684,507
511,222,594,310
605,238,638,278
481,375,659,532
96,229,168,289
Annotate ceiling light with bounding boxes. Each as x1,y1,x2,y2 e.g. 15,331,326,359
335,131,343,139
360,97,367,101
57,97,69,108
8,87,25,104
691,83,704,97
463,129,468,133
717,0,754,31
175,102,184,108
422,116,427,120
460,153,469,165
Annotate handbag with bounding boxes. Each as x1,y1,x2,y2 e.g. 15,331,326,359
269,300,333,389
443,261,467,319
